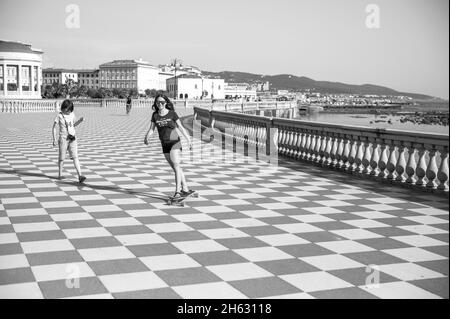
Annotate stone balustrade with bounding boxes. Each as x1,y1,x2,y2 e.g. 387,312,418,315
0,99,58,113
0,98,297,114
194,106,449,195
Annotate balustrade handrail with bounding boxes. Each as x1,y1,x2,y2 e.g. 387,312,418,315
206,107,448,146
194,106,449,195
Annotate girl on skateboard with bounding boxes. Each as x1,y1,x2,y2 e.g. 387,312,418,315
52,99,86,183
144,94,195,201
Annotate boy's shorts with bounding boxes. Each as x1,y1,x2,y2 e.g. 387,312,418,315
161,139,182,154
59,137,78,161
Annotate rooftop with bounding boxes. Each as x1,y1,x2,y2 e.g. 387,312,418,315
100,59,158,69
0,40,43,54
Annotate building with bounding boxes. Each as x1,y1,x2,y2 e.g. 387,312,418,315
224,83,257,100
42,68,78,86
0,40,43,99
99,59,159,93
166,74,225,99
158,64,202,91
77,69,100,89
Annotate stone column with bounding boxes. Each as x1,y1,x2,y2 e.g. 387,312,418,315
3,63,7,97
18,64,22,96
30,65,35,98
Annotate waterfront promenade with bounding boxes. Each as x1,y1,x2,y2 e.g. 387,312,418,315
0,107,448,299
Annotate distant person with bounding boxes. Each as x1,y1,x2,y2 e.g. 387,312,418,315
144,94,194,201
126,94,132,115
52,99,86,183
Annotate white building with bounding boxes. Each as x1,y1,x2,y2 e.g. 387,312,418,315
99,59,159,93
158,64,202,91
224,83,257,100
166,74,225,99
42,68,78,86
0,40,43,99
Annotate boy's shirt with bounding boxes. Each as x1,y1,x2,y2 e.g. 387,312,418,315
54,112,76,137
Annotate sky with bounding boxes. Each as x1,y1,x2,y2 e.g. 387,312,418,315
0,0,448,98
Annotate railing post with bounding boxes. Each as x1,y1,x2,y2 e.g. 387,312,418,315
416,148,427,187
386,143,397,180
426,148,438,189
377,143,388,179
437,150,449,191
395,144,407,182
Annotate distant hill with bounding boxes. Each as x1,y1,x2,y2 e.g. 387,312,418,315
202,71,435,100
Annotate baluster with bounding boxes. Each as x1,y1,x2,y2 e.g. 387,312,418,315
377,144,388,178
322,136,332,166
315,135,324,164
395,145,407,182
370,143,380,176
426,148,438,189
329,136,338,168
405,148,417,184
290,130,298,158
347,139,358,172
416,148,427,186
308,132,317,163
386,144,398,180
299,132,308,160
437,150,449,191
341,139,350,170
355,140,364,173
285,129,292,156
335,137,344,169
278,129,285,155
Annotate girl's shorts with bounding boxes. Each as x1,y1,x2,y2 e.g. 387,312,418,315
59,137,78,161
161,139,182,154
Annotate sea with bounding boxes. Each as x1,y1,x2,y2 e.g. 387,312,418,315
294,113,449,135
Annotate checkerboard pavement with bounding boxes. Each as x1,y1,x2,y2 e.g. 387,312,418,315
0,107,448,299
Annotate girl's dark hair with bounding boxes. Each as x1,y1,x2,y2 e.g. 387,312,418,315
60,99,74,112
152,94,174,112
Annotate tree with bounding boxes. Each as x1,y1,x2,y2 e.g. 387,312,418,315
76,85,88,98
128,88,138,98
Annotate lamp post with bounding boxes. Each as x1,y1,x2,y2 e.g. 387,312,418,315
171,58,182,100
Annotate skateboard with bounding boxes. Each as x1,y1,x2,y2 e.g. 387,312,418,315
167,191,199,207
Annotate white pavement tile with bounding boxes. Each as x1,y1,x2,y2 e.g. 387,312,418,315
140,254,201,271
62,227,112,239
274,223,323,234
173,282,248,299
317,240,376,254
301,254,365,271
116,233,167,246
331,229,384,240
0,254,29,269
379,263,446,281
199,228,250,240
79,246,135,262
31,262,95,282
383,247,447,262
21,239,75,254
235,247,293,262
99,271,168,293
256,234,310,246
280,272,353,292
360,282,441,299
0,282,43,299
206,263,273,281
391,235,448,248
173,240,228,254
